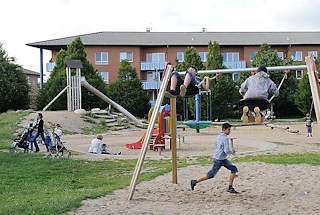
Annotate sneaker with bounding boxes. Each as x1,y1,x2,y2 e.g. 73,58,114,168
227,186,239,194
165,90,178,98
180,85,187,97
191,179,197,190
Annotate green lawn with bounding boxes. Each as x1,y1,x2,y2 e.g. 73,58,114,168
232,152,320,166
0,111,30,149
271,141,292,146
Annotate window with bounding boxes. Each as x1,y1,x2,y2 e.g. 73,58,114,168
177,52,185,62
232,72,239,82
95,52,108,65
291,51,302,61
277,52,284,60
308,51,318,59
146,53,165,62
250,52,256,62
27,76,31,85
199,52,208,62
120,52,133,62
222,52,239,62
296,70,303,80
99,71,109,84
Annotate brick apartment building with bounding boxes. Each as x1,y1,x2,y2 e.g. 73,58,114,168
23,68,40,106
27,31,320,105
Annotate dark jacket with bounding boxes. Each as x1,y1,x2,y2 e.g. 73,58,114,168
38,119,44,133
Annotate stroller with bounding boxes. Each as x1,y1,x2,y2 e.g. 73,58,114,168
10,124,34,153
46,130,71,158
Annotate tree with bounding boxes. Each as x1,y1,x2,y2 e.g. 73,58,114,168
0,44,29,113
206,41,223,70
176,47,204,72
294,73,312,115
239,43,301,117
36,37,108,110
107,60,150,117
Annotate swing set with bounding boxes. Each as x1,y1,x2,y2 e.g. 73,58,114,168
128,56,320,200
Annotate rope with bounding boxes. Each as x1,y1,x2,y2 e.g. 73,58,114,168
268,72,288,102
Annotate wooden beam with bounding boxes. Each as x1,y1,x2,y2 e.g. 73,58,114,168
170,97,177,184
128,64,174,200
306,56,320,124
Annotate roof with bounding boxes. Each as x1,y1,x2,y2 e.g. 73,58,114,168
65,60,83,69
23,68,40,76
26,31,320,49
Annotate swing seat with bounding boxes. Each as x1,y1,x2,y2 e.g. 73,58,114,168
238,99,270,112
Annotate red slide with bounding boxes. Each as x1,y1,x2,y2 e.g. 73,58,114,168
126,129,159,149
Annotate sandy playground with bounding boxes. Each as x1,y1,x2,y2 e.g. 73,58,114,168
22,111,320,214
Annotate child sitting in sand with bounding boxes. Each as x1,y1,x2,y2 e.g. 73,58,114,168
101,144,121,155
190,123,239,193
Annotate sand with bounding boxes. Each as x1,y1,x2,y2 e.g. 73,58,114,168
20,111,320,214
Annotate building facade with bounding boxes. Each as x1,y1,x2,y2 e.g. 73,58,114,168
27,31,320,105
23,68,40,107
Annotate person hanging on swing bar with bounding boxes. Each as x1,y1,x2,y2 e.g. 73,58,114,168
165,66,210,98
239,66,279,124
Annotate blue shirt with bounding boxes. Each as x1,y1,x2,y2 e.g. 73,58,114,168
214,133,234,160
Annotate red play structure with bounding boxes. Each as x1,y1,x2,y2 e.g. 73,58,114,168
125,105,171,151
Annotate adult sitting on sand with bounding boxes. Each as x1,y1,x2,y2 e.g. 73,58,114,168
88,135,103,154
88,135,121,155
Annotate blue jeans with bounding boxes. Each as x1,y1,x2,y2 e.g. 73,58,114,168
207,159,238,179
172,71,199,96
307,126,312,133
33,132,47,152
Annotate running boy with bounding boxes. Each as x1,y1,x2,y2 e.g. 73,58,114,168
165,66,210,97
190,123,239,193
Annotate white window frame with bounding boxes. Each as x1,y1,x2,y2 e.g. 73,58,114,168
308,51,318,59
232,72,239,82
27,76,31,85
120,52,133,62
146,53,165,62
176,52,185,62
277,52,284,60
222,52,239,62
95,52,108,65
296,70,303,80
292,51,302,61
250,52,256,62
199,52,208,62
99,71,109,84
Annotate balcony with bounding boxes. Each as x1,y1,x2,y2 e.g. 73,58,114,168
46,62,56,73
142,80,162,90
140,62,167,71
223,61,246,69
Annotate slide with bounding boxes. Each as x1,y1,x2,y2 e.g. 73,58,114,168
126,128,159,149
81,77,143,126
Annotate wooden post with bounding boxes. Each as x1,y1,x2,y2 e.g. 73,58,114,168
79,68,82,110
170,97,177,184
128,64,174,200
306,56,320,124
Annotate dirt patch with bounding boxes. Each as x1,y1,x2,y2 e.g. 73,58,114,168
70,163,320,215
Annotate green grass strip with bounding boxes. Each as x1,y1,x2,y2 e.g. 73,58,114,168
232,152,320,166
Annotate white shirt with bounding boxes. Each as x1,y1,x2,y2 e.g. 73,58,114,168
88,138,102,154
54,129,63,137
